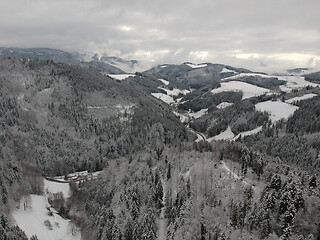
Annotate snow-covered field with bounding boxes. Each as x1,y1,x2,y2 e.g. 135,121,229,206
221,68,236,74
185,63,207,69
12,180,80,240
158,78,169,85
206,125,262,142
207,126,235,142
211,81,270,99
232,126,262,141
44,180,71,198
255,100,298,123
222,72,275,81
158,87,190,96
108,74,135,80
285,93,317,104
216,102,234,109
151,86,190,104
188,108,208,119
151,93,175,104
278,76,319,92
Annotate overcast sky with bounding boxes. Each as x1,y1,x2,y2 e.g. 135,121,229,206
1,0,320,72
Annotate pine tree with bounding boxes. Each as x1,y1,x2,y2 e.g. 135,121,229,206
309,175,317,188
167,163,171,180
140,206,156,240
230,203,238,227
124,218,133,240
259,210,271,239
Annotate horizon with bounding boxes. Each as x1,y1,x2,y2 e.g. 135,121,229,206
1,46,318,74
1,0,320,73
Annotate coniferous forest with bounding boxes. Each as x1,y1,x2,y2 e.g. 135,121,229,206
0,54,319,240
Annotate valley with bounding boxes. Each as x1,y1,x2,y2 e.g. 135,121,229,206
0,48,320,240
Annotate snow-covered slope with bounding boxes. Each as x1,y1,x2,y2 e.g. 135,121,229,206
158,79,169,85
232,126,263,141
188,108,208,119
216,102,234,109
151,93,175,104
255,100,298,123
158,87,190,96
108,74,135,80
285,93,317,104
278,76,319,92
207,126,235,142
185,63,207,69
12,180,80,240
222,73,274,81
211,81,270,99
221,68,236,74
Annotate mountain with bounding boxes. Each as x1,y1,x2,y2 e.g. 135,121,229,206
72,51,152,73
287,67,310,74
0,55,320,240
304,71,320,83
0,47,125,74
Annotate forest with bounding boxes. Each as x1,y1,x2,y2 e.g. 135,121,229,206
0,58,319,240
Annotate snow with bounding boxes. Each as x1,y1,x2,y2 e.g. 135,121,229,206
207,126,235,142
173,111,189,123
211,81,270,99
220,161,241,180
278,76,319,92
185,63,208,69
12,182,80,240
221,68,236,74
157,179,167,240
176,97,183,102
160,65,167,68
222,72,275,81
216,102,234,109
219,161,259,192
158,78,169,85
44,179,71,198
285,93,317,104
188,108,208,119
231,126,262,141
255,100,299,123
158,87,190,96
108,74,135,80
151,93,175,104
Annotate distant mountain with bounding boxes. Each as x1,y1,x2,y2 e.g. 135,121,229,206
143,62,258,90
304,71,320,83
287,68,310,74
73,51,152,73
0,47,125,74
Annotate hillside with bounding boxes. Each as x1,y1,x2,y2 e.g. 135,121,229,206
0,47,125,74
0,57,319,240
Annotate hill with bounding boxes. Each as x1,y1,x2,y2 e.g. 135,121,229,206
0,56,319,240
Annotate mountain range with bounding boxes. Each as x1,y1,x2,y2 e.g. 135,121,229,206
0,47,320,240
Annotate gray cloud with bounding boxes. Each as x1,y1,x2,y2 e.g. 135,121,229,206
1,0,320,72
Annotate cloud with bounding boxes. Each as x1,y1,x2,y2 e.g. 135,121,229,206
0,0,319,72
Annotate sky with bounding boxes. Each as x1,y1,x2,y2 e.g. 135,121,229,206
0,0,320,73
